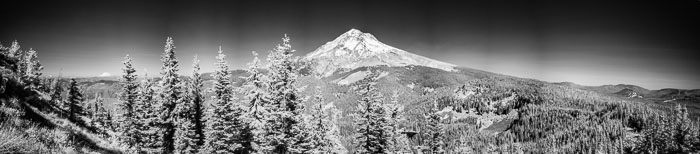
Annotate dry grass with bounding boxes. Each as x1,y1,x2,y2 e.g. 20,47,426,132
0,92,126,153
25,100,128,153
0,116,58,153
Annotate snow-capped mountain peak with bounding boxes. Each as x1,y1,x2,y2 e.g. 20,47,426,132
305,29,457,77
307,29,394,58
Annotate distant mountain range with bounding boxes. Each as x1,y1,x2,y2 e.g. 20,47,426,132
553,82,700,114
77,29,699,116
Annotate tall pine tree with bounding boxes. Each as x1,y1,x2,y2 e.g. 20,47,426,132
386,91,409,153
303,87,336,153
241,51,269,152
50,78,64,109
174,80,196,154
118,54,140,150
7,41,24,73
188,55,206,153
263,34,307,153
23,48,42,88
157,37,184,153
67,78,85,124
425,101,445,154
7,40,20,59
353,70,391,153
174,55,206,153
204,47,254,153
134,76,160,153
91,94,111,137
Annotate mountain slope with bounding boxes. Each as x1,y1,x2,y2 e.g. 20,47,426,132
0,73,123,153
305,29,456,77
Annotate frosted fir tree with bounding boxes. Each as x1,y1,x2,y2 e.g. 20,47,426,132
156,37,184,153
263,34,308,153
118,54,140,149
8,41,28,76
425,101,445,154
0,43,5,59
187,55,206,153
91,94,110,137
204,47,235,153
302,87,336,153
134,76,160,153
50,78,64,108
241,51,271,151
8,40,21,59
672,104,698,151
204,47,254,153
325,103,348,153
174,55,207,154
174,80,196,154
67,78,85,124
386,91,410,153
353,70,391,153
23,48,43,88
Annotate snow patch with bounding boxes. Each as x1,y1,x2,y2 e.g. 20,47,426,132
663,98,676,103
336,70,389,85
407,82,416,89
98,72,112,77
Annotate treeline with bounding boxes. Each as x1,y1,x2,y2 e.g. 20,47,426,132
77,36,440,154
1,36,446,153
90,36,346,153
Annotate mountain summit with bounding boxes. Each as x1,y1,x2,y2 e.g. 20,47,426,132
305,29,457,77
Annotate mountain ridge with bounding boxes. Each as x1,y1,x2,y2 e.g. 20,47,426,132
304,29,457,77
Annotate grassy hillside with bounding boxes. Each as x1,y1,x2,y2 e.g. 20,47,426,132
1,58,125,153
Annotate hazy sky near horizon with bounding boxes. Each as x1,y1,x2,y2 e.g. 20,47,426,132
1,0,699,89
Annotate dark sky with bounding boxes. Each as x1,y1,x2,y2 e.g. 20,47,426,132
1,0,699,89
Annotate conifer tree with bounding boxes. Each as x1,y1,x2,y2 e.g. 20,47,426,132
174,55,206,154
118,54,140,149
92,94,110,137
8,40,20,59
50,78,64,108
67,78,85,124
91,94,101,119
0,42,5,54
243,51,269,120
9,41,27,76
263,34,307,153
241,51,270,150
326,103,348,153
672,104,697,152
386,91,409,153
204,47,254,153
174,80,196,154
23,48,42,88
426,101,445,154
188,55,206,152
353,70,390,153
303,87,335,153
134,77,160,153
157,37,184,153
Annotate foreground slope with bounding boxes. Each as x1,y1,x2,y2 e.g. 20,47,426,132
1,55,124,153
